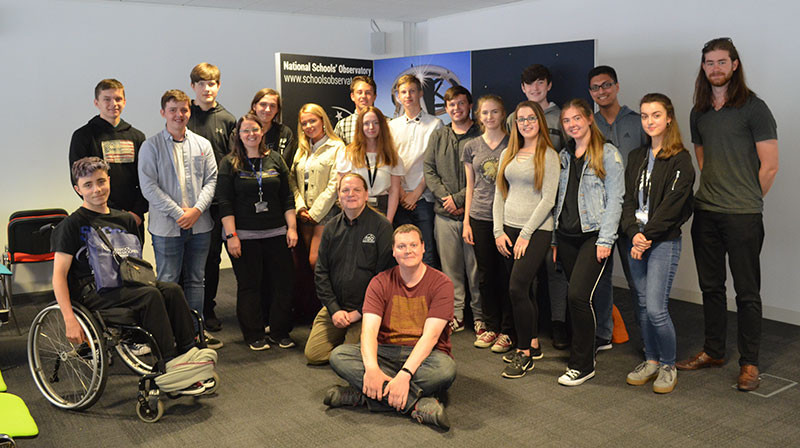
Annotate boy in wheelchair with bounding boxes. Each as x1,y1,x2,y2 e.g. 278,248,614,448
52,157,216,395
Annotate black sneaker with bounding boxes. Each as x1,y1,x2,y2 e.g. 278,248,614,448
501,351,535,379
323,385,365,407
269,336,296,349
204,330,224,350
558,368,595,386
249,339,271,351
595,337,612,353
410,397,450,430
502,346,542,362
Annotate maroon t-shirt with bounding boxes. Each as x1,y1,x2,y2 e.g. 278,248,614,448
363,265,455,357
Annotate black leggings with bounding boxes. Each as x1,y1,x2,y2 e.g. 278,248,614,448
230,235,295,343
504,226,551,350
470,218,513,335
556,231,609,373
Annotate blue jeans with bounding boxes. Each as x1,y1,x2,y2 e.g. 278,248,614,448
151,230,211,320
628,238,681,365
395,199,438,269
329,344,456,414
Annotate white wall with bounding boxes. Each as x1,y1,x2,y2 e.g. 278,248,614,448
0,0,404,290
418,0,800,324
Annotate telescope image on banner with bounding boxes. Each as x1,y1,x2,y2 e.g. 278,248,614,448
373,51,471,125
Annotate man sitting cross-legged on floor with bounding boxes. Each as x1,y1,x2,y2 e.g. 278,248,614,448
325,224,456,430
52,157,213,394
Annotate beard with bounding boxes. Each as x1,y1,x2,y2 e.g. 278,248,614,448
707,70,734,87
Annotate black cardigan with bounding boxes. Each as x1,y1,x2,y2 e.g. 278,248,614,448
621,147,695,243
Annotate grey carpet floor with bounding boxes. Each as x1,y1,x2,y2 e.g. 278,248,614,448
2,269,799,447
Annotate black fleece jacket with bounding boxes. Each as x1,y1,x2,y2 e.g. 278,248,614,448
621,147,695,243
68,116,148,217
188,101,236,163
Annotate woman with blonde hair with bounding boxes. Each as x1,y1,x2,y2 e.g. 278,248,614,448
289,103,345,272
463,94,513,353
334,106,403,221
552,98,625,386
492,100,560,379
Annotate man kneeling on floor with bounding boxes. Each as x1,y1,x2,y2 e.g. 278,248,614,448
52,157,215,395
325,224,456,430
305,173,394,364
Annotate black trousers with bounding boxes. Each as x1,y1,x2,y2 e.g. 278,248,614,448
203,204,223,319
557,232,609,373
504,226,551,349
471,218,514,336
84,281,196,360
230,236,295,344
691,210,764,366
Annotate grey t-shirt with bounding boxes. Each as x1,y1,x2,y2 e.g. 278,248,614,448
690,95,777,214
493,147,560,239
594,105,647,165
462,135,508,221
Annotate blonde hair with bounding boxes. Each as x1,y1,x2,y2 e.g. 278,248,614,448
346,107,399,169
561,98,607,180
296,103,341,158
497,101,554,198
475,94,508,134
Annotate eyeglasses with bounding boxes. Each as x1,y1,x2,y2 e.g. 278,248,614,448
703,37,733,50
589,81,616,92
516,115,538,124
240,128,261,135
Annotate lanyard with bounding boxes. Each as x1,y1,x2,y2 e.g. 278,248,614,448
364,153,378,188
247,157,264,201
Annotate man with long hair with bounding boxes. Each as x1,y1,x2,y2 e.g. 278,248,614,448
676,38,779,392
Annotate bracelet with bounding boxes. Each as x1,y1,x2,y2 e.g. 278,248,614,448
225,232,238,239
400,367,413,378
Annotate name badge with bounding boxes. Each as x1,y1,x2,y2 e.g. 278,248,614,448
635,209,648,225
255,201,269,213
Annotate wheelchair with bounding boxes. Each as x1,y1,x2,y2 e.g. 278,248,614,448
27,300,218,423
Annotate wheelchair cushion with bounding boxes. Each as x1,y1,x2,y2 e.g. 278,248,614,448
0,393,39,438
96,307,138,326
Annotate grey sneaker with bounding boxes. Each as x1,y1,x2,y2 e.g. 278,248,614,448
653,364,677,394
410,397,450,430
626,361,659,386
323,385,365,407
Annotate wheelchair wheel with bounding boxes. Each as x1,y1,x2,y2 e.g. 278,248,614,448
115,338,156,376
136,396,164,423
27,303,108,410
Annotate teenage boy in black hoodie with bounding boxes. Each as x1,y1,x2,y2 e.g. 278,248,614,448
187,62,236,337
69,78,148,238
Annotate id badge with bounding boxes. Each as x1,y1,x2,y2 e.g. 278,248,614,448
255,201,269,213
368,196,378,206
635,209,648,225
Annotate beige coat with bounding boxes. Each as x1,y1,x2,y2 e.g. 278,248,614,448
289,137,344,223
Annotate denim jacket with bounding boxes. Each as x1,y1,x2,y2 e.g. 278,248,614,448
553,142,625,248
138,128,217,237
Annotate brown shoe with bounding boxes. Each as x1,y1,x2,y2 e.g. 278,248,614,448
737,365,760,391
675,351,725,370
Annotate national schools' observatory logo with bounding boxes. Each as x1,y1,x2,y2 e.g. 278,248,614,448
362,233,376,244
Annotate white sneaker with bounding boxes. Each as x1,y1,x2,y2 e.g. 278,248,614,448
128,343,151,356
558,368,595,386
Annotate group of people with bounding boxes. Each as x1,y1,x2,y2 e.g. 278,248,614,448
52,37,778,429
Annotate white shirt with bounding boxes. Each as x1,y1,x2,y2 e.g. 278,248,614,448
335,150,405,197
389,110,443,201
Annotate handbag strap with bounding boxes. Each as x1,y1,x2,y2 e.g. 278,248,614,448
90,224,124,265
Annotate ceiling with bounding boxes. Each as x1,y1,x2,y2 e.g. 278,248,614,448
106,0,523,22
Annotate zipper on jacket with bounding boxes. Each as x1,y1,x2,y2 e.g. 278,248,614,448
671,170,680,191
